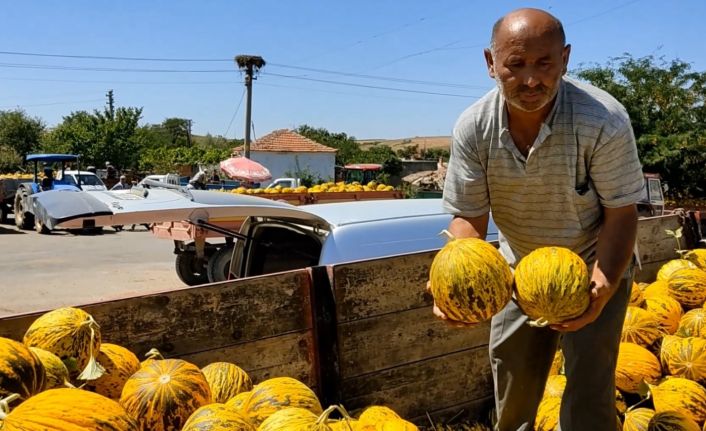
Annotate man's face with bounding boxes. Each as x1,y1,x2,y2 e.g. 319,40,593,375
485,26,570,113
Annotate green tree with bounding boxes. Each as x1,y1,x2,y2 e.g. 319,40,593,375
574,55,706,198
296,124,361,165
396,144,419,160
0,109,45,157
161,117,192,147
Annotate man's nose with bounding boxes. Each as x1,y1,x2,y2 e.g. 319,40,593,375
521,68,541,87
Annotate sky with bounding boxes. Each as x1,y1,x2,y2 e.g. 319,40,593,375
1,0,704,141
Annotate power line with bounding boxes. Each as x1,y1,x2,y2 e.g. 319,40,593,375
0,50,230,62
262,72,480,98
0,62,232,73
0,76,240,85
223,88,247,138
0,98,104,109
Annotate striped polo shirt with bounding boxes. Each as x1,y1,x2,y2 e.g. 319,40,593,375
442,76,644,267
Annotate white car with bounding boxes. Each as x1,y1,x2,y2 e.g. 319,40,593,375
56,170,107,191
138,174,180,188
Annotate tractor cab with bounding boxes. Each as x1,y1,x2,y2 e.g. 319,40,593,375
343,163,383,185
25,154,83,193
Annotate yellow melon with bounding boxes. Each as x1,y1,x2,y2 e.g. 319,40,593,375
616,342,662,393
650,377,706,424
621,306,664,347
643,295,683,335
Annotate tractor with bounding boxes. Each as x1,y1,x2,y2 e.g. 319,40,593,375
13,154,84,233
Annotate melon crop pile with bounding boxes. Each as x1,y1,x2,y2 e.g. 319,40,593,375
537,258,706,430
1,306,478,430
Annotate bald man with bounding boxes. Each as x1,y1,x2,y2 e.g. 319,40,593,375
438,8,643,431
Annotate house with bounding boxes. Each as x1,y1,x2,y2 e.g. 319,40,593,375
232,129,337,186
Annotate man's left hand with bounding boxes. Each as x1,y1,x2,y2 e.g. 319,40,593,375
550,281,618,332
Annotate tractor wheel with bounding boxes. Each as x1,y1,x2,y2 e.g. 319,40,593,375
207,244,235,283
13,192,34,230
175,252,209,286
35,218,51,234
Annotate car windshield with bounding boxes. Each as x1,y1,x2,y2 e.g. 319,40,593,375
65,174,105,186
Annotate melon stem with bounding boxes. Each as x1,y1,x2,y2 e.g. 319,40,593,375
440,229,456,241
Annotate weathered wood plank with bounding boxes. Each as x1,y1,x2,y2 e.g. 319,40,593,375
179,331,316,387
340,346,493,420
333,251,435,323
338,308,490,377
0,270,313,361
637,215,682,264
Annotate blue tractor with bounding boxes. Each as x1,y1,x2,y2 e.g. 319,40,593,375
13,154,83,233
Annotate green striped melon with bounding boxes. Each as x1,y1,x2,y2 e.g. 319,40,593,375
621,306,664,347
181,403,254,431
660,335,706,383
657,259,698,282
514,247,590,327
23,307,104,380
29,347,67,390
119,358,211,431
0,337,45,403
667,268,706,308
643,295,683,335
85,343,140,400
201,361,252,404
685,249,706,271
647,410,700,431
616,342,662,393
650,377,706,424
624,407,655,431
241,377,322,427
429,232,513,323
678,309,706,338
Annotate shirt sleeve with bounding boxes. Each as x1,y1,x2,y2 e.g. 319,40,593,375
589,117,645,208
442,117,490,218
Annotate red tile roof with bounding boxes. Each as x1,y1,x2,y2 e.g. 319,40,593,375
232,129,337,153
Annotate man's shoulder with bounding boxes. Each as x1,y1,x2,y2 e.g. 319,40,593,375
562,77,630,125
454,88,501,132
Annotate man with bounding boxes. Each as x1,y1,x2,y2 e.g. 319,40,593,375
111,175,130,190
437,8,644,431
105,161,117,180
187,171,208,190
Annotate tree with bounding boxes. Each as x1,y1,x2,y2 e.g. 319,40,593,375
296,124,361,165
574,55,706,198
0,109,45,157
161,118,192,147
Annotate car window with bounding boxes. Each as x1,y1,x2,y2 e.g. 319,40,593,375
78,174,105,186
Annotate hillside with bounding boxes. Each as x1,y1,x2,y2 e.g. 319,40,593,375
357,136,451,151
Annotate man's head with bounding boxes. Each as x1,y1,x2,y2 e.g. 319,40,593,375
105,161,110,167
120,175,127,183
484,8,570,113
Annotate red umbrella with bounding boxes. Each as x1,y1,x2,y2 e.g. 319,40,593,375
219,157,272,182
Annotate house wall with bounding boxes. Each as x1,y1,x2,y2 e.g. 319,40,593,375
251,152,336,186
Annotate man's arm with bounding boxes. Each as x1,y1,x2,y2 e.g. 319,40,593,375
553,204,638,332
448,213,490,240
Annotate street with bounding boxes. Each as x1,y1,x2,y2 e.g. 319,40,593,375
0,222,183,317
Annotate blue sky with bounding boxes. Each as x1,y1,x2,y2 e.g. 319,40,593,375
1,0,703,140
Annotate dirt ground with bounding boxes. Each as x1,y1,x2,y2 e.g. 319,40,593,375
0,221,184,317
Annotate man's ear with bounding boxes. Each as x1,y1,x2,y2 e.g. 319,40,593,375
562,44,572,75
484,48,496,78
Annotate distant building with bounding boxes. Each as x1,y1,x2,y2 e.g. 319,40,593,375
232,129,337,186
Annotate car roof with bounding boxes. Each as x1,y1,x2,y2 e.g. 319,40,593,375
63,170,99,175
302,198,449,227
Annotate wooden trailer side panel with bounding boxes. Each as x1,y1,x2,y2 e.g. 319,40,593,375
331,251,494,422
634,214,682,282
0,270,317,387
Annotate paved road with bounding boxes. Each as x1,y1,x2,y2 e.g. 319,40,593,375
0,221,185,317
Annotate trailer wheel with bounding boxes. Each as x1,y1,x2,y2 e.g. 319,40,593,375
13,192,33,230
175,252,209,286
207,244,235,283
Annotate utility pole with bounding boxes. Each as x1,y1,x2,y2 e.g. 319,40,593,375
106,89,115,120
235,55,266,159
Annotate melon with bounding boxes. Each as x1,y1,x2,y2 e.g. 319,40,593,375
621,306,664,347
514,247,590,326
650,377,706,424
0,337,45,402
678,309,706,338
29,347,67,390
630,282,645,306
201,361,252,404
647,410,700,431
667,268,706,308
543,374,566,399
685,249,706,270
119,358,211,431
643,281,670,299
241,376,322,426
660,335,706,383
534,396,560,431
429,232,513,323
615,342,662,393
181,403,254,431
623,408,655,431
85,343,140,400
0,388,137,430
643,295,683,335
657,259,698,282
23,307,104,380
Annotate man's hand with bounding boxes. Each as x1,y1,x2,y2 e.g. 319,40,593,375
427,281,477,328
550,280,618,332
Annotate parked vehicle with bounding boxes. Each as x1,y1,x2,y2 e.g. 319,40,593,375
266,177,302,189
13,154,85,233
56,170,107,191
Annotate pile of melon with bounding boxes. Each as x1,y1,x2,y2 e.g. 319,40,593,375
0,307,423,430
224,181,395,195
534,249,706,430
